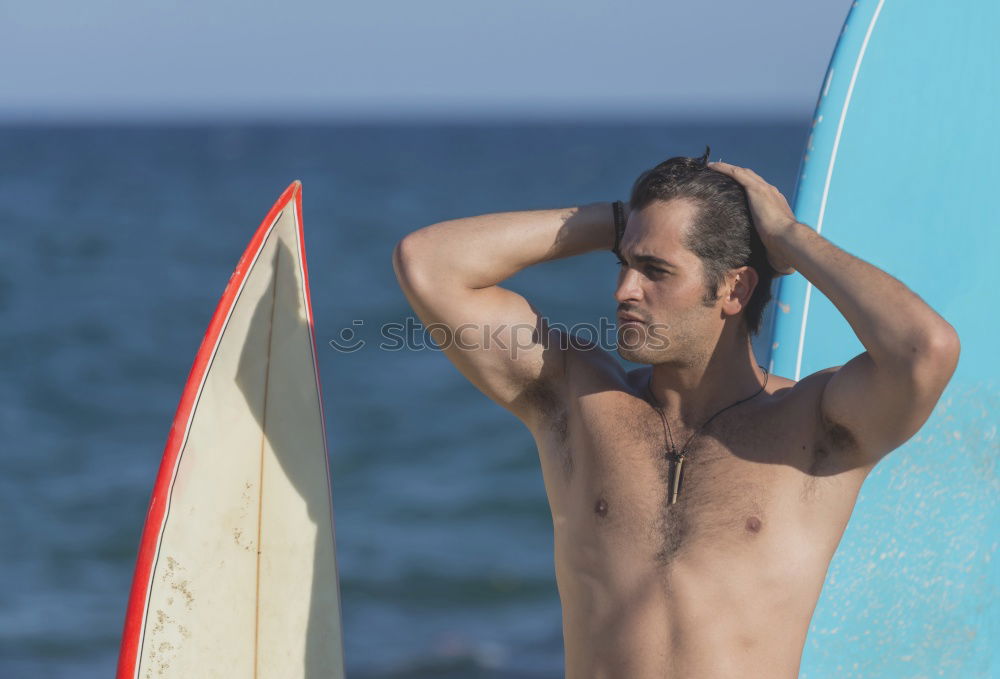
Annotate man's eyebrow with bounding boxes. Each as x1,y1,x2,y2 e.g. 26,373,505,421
624,252,678,269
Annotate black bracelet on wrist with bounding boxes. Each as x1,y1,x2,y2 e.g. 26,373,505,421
612,200,627,254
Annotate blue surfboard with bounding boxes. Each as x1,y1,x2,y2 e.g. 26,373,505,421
765,1,998,676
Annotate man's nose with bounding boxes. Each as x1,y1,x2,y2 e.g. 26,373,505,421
614,269,643,304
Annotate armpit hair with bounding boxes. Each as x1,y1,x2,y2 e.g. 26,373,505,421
810,407,860,477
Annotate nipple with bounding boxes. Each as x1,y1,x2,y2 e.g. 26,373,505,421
595,498,609,517
745,516,762,533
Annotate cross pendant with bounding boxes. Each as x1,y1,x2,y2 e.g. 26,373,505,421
667,451,686,505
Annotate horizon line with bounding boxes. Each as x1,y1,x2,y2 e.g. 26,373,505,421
0,108,814,127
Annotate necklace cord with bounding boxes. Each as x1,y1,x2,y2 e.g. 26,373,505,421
646,365,770,456
646,365,769,505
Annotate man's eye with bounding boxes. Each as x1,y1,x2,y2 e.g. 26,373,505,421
615,257,628,268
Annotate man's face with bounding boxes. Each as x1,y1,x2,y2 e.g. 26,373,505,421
614,198,721,365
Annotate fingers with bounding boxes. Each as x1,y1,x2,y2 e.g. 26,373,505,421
707,161,736,171
708,161,769,189
708,161,751,186
708,161,746,172
709,161,751,178
706,161,736,177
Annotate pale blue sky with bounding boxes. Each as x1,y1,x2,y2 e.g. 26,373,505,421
1,0,851,121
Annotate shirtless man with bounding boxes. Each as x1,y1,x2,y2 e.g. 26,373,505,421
391,151,960,678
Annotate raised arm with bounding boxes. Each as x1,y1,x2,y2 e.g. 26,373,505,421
392,203,618,429
710,162,960,471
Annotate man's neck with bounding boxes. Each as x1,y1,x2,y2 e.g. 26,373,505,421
647,331,765,427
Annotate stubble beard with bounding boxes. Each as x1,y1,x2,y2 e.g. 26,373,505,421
617,321,682,365
616,309,714,368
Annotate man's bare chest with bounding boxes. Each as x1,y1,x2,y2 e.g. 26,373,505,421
540,389,821,565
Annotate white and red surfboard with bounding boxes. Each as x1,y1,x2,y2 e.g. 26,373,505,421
117,182,345,678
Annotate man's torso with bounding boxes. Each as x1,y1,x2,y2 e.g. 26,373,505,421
526,346,871,678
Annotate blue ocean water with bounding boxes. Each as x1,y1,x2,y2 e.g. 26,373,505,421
0,120,808,678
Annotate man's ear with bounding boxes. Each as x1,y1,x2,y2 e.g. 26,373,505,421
721,266,758,317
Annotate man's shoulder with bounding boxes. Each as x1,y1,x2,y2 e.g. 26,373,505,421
547,327,623,373
761,367,865,468
762,365,841,400
512,328,618,431
767,367,839,411
518,328,633,429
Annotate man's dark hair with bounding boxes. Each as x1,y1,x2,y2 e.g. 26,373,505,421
626,147,776,336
